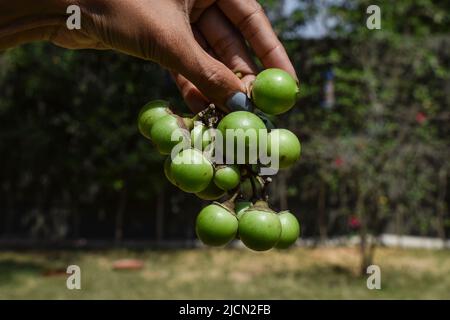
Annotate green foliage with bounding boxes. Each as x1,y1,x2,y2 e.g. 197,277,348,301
266,0,450,239
0,0,449,241
0,45,192,238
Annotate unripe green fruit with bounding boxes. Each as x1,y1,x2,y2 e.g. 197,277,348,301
239,177,262,200
238,201,281,251
137,100,171,139
254,110,276,130
268,129,301,169
235,201,252,219
191,122,212,151
196,181,226,200
275,211,300,249
217,111,266,164
252,68,299,115
214,165,241,191
164,157,176,186
150,114,191,155
171,149,213,193
196,203,238,246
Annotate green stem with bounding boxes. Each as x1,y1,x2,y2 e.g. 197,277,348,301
260,176,272,202
250,176,258,202
221,189,240,212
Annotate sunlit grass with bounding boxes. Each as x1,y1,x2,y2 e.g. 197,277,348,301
0,247,449,299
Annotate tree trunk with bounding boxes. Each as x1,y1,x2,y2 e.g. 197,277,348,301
155,189,165,243
318,179,327,242
436,168,447,247
278,171,288,210
3,183,15,237
66,190,79,239
114,185,128,242
356,176,374,276
395,204,404,247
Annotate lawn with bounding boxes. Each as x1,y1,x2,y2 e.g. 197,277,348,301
0,246,449,299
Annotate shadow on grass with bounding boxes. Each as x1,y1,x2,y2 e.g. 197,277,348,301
0,252,76,285
271,263,358,281
0,259,45,284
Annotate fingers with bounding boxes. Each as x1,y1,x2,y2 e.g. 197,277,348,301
190,0,217,22
163,25,248,112
172,21,256,114
196,5,258,89
72,0,253,112
192,27,217,59
217,0,298,81
171,71,208,114
92,0,251,112
170,27,211,113
0,26,55,49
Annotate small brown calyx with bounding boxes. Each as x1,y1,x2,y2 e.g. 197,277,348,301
249,200,275,213
213,201,235,213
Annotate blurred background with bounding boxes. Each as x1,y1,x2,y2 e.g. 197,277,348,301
0,0,449,299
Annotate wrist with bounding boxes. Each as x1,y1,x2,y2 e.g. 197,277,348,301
0,0,77,47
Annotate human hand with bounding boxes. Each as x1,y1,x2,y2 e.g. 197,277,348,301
0,0,297,112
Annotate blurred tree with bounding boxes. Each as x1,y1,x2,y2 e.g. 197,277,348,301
0,1,448,268
282,0,450,273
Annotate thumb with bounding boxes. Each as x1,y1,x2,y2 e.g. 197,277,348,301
167,35,252,112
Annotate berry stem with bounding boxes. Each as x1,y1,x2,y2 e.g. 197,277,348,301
261,176,272,202
222,189,240,212
250,176,259,202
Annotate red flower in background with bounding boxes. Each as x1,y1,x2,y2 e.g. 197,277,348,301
415,112,427,124
334,157,344,167
348,216,361,229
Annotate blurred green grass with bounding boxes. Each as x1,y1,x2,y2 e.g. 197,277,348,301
0,247,449,299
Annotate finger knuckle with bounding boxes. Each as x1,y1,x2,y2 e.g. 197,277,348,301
202,65,225,87
237,3,264,35
180,81,195,97
261,42,282,60
212,34,236,56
